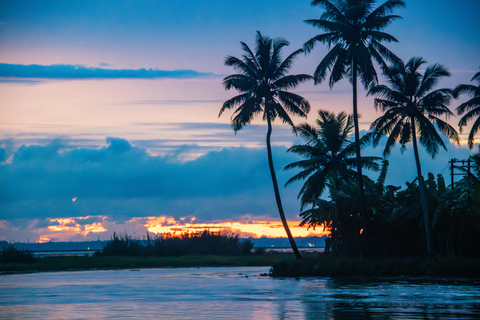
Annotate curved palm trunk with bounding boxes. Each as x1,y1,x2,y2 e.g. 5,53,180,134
266,117,302,260
411,117,432,255
351,58,368,255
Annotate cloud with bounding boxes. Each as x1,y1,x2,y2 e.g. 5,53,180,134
0,63,214,80
0,137,304,224
0,136,476,242
0,79,43,85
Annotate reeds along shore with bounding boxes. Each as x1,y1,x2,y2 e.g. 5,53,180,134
94,230,254,257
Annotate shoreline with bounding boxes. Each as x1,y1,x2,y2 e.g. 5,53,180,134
0,253,294,276
2,254,480,280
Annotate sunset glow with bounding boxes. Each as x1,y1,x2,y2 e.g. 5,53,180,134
144,217,328,238
27,215,328,243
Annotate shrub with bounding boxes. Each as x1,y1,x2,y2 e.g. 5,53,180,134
1,244,36,263
96,230,255,257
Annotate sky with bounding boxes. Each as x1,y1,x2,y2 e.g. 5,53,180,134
0,0,479,243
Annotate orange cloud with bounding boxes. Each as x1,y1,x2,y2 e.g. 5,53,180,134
38,216,109,242
144,217,328,238
84,222,107,234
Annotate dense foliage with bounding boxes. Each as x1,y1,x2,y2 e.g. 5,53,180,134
96,231,254,257
1,244,36,263
298,154,480,257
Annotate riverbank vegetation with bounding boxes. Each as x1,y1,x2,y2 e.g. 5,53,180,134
95,230,254,257
0,254,294,275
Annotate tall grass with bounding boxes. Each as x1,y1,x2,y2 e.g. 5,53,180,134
96,230,254,257
1,244,36,263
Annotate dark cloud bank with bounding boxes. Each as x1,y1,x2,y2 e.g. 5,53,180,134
0,63,214,79
0,136,475,225
0,138,303,223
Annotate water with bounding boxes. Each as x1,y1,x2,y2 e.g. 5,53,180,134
1,267,479,319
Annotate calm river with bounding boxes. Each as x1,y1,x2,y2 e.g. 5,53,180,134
1,267,479,319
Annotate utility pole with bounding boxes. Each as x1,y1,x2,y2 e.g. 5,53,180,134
450,159,455,188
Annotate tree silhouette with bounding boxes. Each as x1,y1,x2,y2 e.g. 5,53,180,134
285,110,380,209
303,0,405,235
220,31,312,259
368,57,459,255
454,67,480,149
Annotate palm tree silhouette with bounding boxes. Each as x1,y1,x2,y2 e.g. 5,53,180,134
220,31,312,259
368,57,459,255
303,0,405,232
454,68,480,149
285,110,380,209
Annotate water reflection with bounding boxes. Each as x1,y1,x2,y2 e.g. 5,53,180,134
300,278,480,319
0,267,479,319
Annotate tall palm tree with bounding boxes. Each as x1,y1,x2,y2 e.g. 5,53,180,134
368,57,460,255
303,0,405,231
219,31,312,260
285,110,380,209
454,67,480,149
285,110,380,256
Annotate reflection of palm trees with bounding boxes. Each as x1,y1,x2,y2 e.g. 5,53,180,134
369,57,459,255
454,67,480,149
220,31,312,259
303,0,405,233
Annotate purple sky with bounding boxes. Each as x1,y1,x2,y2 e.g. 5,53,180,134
0,0,479,242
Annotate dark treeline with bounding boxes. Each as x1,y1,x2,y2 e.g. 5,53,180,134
95,230,254,257
286,109,480,258
299,158,480,258
0,244,36,264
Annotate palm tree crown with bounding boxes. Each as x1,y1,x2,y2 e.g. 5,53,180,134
369,57,459,156
219,31,312,131
454,67,480,149
285,110,380,208
304,0,405,87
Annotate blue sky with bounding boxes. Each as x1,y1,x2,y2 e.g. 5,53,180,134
0,0,479,242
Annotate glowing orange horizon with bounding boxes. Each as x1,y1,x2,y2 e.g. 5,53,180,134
144,218,328,238
32,215,328,243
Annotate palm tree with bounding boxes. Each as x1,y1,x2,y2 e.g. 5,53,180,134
285,110,380,255
284,110,380,209
219,31,312,260
368,57,460,255
303,0,405,232
454,67,480,149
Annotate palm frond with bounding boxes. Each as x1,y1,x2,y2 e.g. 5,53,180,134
456,97,480,115
311,0,345,22
277,91,311,116
416,115,446,157
430,115,460,145
453,84,478,98
467,116,480,149
219,93,248,117
274,74,313,90
417,62,451,98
